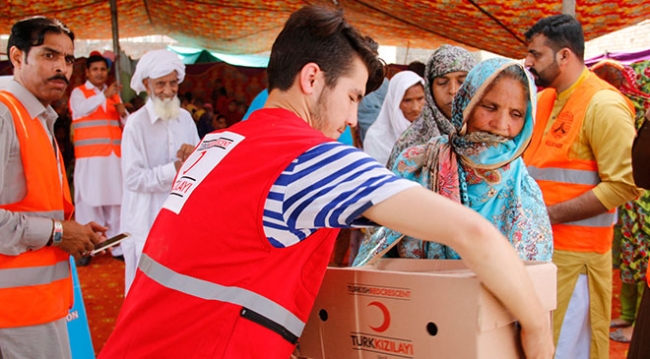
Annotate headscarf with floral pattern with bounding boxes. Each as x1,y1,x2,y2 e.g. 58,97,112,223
386,45,477,169
354,58,553,266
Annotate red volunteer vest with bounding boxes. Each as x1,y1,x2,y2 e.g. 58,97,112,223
70,85,122,158
0,91,74,328
524,72,635,253
100,109,339,358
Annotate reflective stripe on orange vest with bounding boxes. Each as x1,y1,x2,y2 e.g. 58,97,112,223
73,119,121,128
138,253,305,340
74,138,122,146
0,91,74,328
71,85,122,158
527,166,600,186
523,71,634,253
0,261,69,288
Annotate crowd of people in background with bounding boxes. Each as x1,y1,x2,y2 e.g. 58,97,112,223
2,5,650,359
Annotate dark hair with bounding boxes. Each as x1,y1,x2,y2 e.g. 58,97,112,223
267,5,385,95
7,16,75,68
364,36,379,54
524,14,584,61
407,61,426,77
86,54,108,69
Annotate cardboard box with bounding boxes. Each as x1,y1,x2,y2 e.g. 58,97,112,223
297,259,556,359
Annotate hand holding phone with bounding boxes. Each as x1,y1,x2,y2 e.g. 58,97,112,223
91,232,131,255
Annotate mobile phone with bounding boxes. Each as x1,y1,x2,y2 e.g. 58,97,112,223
91,232,131,255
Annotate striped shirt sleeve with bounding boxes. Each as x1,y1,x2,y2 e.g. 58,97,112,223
263,141,419,248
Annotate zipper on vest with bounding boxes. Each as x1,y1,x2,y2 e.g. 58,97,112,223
240,307,299,344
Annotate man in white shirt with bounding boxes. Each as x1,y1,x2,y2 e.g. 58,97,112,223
69,52,127,261
120,49,199,294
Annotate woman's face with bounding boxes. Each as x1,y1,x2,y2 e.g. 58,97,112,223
432,71,467,119
466,77,526,139
399,83,425,122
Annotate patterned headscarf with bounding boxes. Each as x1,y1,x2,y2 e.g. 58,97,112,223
353,58,553,266
386,45,477,169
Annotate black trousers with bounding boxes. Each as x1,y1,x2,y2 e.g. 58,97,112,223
628,283,650,358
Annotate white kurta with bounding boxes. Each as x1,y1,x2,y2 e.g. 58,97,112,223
120,99,199,293
69,81,125,207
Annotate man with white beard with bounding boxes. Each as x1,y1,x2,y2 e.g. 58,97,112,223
120,49,199,294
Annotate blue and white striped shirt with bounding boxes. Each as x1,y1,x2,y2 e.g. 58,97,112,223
263,141,419,248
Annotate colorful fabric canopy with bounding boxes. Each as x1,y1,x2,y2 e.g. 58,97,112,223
1,1,648,58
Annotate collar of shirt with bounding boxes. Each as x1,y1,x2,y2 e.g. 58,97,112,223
84,80,106,93
557,67,590,102
6,80,58,123
144,97,180,125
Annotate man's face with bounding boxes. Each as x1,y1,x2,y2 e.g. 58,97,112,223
145,71,179,100
310,57,368,140
525,34,561,88
11,32,74,106
86,60,108,88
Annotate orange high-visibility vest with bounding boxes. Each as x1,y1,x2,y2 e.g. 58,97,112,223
0,91,74,328
70,85,122,158
524,72,635,254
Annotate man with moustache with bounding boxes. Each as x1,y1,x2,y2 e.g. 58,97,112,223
523,14,642,359
100,6,554,359
119,49,199,294
0,17,105,358
69,52,127,262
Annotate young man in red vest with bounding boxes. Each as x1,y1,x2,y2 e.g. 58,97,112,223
100,6,554,359
69,52,127,263
523,15,642,359
0,17,105,358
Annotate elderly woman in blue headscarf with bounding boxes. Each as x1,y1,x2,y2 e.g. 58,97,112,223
354,58,553,266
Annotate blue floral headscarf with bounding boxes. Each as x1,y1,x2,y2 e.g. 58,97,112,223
354,58,553,266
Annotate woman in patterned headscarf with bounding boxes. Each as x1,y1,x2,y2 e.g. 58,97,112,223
386,45,477,169
354,58,553,265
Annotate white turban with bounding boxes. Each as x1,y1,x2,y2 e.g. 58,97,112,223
130,49,186,94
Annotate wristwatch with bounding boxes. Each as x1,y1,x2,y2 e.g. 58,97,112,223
52,220,63,246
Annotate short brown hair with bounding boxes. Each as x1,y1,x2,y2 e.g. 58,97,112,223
267,5,385,95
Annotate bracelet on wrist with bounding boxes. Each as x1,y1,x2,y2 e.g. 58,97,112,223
52,220,63,246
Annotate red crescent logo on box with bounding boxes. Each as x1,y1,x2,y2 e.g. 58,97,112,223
368,301,390,332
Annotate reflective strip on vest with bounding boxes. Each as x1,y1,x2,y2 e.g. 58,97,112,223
0,261,69,289
139,254,305,338
527,166,600,186
113,139,121,146
565,210,617,228
72,119,120,129
75,138,112,146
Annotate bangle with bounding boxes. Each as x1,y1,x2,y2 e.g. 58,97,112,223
52,220,63,246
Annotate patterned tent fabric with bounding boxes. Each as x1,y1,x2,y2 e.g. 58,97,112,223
1,0,649,58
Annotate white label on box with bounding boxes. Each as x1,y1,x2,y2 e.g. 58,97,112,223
163,132,244,214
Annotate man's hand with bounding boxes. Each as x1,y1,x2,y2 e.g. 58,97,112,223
176,143,196,163
115,103,127,119
103,82,122,99
58,221,106,260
